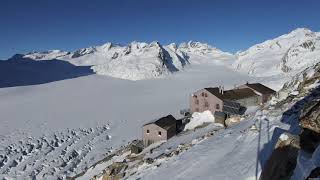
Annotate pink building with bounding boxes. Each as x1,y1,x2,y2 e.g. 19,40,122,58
190,83,276,116
142,115,177,147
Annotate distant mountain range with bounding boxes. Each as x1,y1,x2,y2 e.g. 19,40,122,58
3,28,320,81
18,41,233,80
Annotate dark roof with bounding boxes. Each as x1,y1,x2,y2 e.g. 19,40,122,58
223,106,240,115
222,88,257,100
205,87,257,100
245,83,276,94
144,115,177,130
214,111,226,118
223,100,241,109
205,87,223,99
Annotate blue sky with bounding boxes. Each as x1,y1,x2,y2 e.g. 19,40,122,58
0,0,319,59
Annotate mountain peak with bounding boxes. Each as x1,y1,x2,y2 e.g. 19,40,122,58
290,27,312,34
282,27,315,39
8,54,25,61
99,42,114,51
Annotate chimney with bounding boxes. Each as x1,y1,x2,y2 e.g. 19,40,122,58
221,86,224,94
218,86,221,93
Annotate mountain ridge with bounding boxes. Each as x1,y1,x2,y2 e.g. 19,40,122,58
4,27,320,81
8,41,234,80
233,28,320,77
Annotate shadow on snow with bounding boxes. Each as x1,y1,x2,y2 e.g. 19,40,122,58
0,54,94,88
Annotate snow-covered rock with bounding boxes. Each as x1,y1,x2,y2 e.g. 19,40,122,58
90,41,183,80
24,50,70,60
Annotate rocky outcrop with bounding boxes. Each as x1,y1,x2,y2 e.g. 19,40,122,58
307,167,320,179
300,128,320,154
96,162,128,180
261,69,320,179
259,145,299,180
280,48,292,73
71,47,96,58
259,133,300,180
300,101,320,134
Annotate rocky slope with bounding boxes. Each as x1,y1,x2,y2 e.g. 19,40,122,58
259,61,320,180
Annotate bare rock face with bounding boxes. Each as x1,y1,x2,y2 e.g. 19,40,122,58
259,132,300,180
300,129,320,154
259,146,299,180
300,101,320,134
307,167,320,179
71,47,96,58
299,98,320,154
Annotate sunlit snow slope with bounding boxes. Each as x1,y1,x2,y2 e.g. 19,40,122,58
19,41,234,80
233,28,320,77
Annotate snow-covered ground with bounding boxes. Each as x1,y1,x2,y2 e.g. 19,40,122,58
0,56,259,179
124,61,320,180
1,27,320,179
129,109,287,180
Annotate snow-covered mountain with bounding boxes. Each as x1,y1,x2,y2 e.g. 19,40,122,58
13,28,320,81
233,28,320,77
14,41,234,80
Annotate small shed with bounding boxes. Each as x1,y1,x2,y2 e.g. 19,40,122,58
176,117,191,133
130,140,144,154
214,111,226,126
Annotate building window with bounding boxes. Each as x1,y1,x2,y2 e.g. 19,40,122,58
195,108,199,112
216,104,220,110
146,130,150,134
158,131,162,136
204,93,208,97
195,99,199,105
201,92,205,97
204,101,209,107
